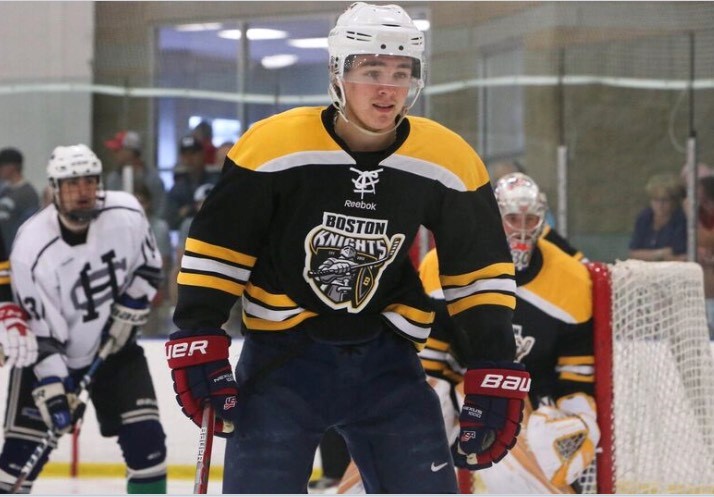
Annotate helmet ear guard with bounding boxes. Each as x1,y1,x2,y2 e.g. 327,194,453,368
494,172,547,270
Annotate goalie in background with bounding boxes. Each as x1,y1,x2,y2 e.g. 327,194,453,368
424,172,598,493
338,172,598,494
0,144,167,494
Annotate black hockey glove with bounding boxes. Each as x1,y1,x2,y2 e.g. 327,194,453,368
166,329,237,437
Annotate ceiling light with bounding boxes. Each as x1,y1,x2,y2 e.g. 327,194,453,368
217,28,288,41
247,28,288,40
288,37,329,49
414,19,430,31
261,54,298,69
218,29,241,40
176,23,223,32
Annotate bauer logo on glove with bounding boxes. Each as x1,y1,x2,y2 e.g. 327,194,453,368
453,361,530,471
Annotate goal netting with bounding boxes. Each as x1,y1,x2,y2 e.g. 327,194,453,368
458,259,714,494
589,259,714,494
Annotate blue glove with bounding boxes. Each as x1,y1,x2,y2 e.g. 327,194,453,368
166,329,238,437
454,361,530,470
31,376,80,434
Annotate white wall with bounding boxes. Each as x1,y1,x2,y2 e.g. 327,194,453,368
0,2,94,192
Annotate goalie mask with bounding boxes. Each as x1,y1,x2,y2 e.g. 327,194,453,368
47,144,104,227
494,172,546,271
328,2,425,134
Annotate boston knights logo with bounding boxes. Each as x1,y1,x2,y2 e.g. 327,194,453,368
305,212,404,312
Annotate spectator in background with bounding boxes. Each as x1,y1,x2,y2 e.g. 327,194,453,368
164,135,219,230
104,130,167,219
168,183,214,307
192,120,216,167
0,147,40,251
213,140,233,170
629,172,687,262
133,180,172,307
693,175,714,338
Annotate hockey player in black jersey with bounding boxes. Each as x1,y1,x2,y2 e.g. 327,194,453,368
418,172,598,493
166,2,529,493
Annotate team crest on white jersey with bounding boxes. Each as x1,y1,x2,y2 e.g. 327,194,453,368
304,211,403,312
513,323,535,362
351,167,383,199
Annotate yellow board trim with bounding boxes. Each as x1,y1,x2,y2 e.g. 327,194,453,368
42,462,321,481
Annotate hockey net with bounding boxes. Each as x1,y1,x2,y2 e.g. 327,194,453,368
588,259,714,494
458,259,714,494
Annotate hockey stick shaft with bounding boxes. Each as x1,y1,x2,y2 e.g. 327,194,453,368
193,402,215,494
10,339,114,493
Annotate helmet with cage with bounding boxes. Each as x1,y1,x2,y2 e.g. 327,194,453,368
328,2,425,123
47,144,104,225
494,172,547,270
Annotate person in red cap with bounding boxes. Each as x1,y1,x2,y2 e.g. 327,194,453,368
104,130,166,219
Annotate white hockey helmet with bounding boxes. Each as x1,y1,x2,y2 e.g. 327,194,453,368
494,172,547,270
47,144,103,224
47,144,102,182
328,3,425,124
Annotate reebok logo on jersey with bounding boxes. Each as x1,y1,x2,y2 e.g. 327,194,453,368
344,199,377,210
165,340,208,359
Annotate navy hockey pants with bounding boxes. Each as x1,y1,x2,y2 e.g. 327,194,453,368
223,327,458,493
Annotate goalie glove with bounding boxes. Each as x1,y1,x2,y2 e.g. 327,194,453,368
454,361,530,470
102,295,150,354
31,376,82,435
526,394,600,487
166,329,237,438
0,302,37,368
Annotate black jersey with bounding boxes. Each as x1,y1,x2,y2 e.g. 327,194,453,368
0,231,10,302
174,106,516,360
419,238,594,405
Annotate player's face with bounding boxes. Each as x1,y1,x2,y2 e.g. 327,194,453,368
57,176,99,217
342,55,414,133
502,213,541,238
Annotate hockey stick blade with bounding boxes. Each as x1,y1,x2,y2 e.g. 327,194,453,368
194,402,215,494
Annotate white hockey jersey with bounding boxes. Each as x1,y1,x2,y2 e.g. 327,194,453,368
10,191,162,378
